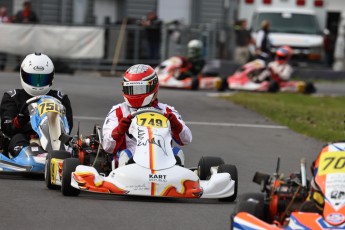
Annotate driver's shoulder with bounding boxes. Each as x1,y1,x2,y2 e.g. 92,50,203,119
48,90,67,100
4,89,23,98
157,102,177,112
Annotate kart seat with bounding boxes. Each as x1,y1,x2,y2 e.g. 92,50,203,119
125,156,183,166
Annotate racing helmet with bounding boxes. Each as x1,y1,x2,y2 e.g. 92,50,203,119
275,46,293,64
187,39,203,59
122,64,159,108
20,53,54,96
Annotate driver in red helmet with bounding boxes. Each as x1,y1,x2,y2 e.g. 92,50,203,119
102,64,192,168
268,46,293,82
252,46,294,83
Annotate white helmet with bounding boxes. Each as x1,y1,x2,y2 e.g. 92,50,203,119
187,39,203,58
20,53,54,96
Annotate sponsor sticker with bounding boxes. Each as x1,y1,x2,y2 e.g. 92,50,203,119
326,213,344,224
31,147,39,152
149,174,167,182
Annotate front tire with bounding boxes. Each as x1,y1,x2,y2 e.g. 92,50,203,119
198,156,225,180
62,158,81,196
45,151,70,190
268,81,279,93
232,193,266,220
191,77,199,90
218,164,238,202
304,82,316,94
217,77,228,92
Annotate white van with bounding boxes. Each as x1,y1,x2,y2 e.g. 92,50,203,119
239,0,327,62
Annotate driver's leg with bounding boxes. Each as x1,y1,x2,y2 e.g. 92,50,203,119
117,149,133,167
172,147,185,166
8,133,30,158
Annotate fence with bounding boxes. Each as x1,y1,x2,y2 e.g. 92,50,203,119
0,22,234,73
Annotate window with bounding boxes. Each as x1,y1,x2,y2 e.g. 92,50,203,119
253,12,322,35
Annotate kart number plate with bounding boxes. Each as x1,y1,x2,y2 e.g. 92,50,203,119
318,151,345,176
38,102,61,116
136,113,168,128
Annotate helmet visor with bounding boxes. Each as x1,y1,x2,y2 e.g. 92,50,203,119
123,79,158,95
21,69,54,87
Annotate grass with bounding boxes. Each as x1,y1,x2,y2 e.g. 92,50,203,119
222,93,345,142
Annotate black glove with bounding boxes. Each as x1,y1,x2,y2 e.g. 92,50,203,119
15,103,30,128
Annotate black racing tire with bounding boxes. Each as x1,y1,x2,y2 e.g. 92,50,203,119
232,193,266,221
45,151,70,190
268,81,279,93
217,77,228,92
218,164,238,202
304,82,316,94
61,158,81,196
191,77,199,90
198,156,225,180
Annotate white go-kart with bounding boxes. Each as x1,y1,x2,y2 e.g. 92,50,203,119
61,108,237,202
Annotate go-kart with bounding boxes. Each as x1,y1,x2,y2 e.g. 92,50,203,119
0,95,70,174
45,124,112,190
61,107,238,201
155,56,227,91
227,59,316,94
232,143,345,229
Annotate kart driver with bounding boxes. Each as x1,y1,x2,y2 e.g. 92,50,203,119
0,53,73,157
102,64,192,168
253,46,294,83
176,39,205,80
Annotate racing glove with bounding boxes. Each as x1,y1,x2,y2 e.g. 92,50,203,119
111,115,133,141
165,112,183,136
13,104,30,129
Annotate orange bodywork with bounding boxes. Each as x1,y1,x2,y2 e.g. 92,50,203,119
73,172,128,194
160,180,203,198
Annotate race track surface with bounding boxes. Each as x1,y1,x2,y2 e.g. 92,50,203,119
0,72,327,229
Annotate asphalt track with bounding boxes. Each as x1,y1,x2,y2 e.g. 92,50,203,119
0,72,336,230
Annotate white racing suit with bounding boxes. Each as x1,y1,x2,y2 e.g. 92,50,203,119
102,101,192,168
256,61,293,82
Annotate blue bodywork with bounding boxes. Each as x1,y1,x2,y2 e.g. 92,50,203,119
0,95,69,173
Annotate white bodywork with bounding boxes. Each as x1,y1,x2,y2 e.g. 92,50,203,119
71,108,236,199
155,57,192,88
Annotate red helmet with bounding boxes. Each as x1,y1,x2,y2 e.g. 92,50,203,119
122,64,159,108
275,46,293,64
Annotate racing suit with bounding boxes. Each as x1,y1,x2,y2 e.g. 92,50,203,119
177,56,205,80
256,61,293,83
102,100,192,167
268,61,293,82
0,89,73,157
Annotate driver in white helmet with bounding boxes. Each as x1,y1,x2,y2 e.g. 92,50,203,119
176,39,206,80
0,53,73,157
102,64,192,168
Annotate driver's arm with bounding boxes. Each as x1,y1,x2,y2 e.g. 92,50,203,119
60,94,73,134
0,92,20,137
165,106,192,146
102,105,125,153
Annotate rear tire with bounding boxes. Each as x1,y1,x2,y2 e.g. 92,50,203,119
232,193,266,221
198,156,225,180
218,164,238,202
45,151,70,190
61,158,81,196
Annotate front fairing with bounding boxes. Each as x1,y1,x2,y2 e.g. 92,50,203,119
28,95,69,152
129,109,176,170
314,150,345,226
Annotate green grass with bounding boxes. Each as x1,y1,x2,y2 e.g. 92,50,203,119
222,93,345,142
